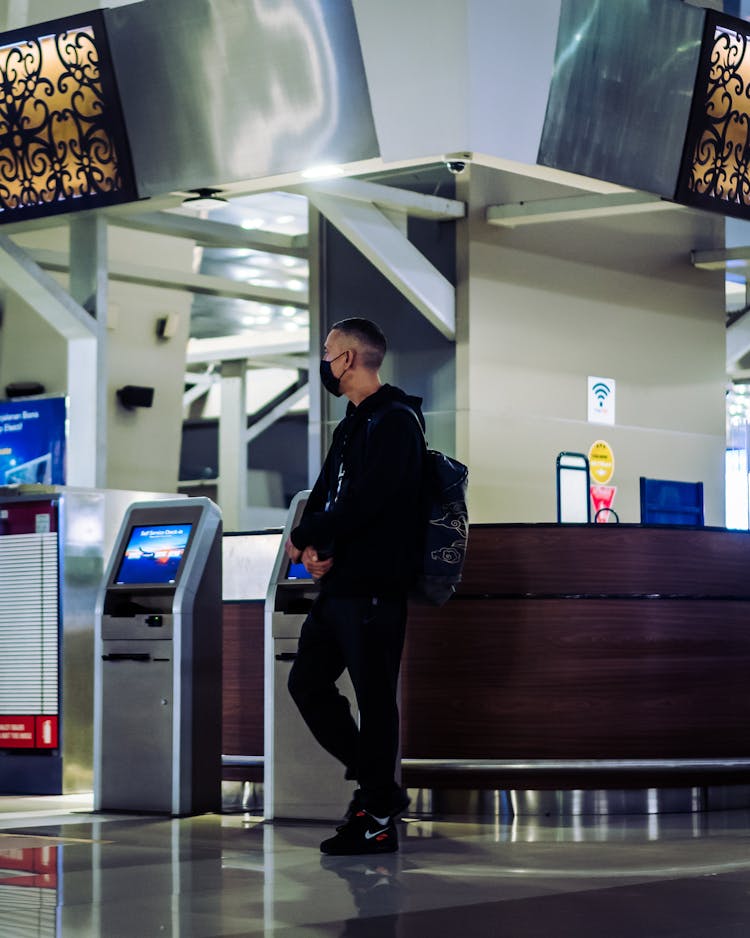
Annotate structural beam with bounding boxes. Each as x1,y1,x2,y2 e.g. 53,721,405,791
692,246,750,271
186,335,308,365
28,248,308,308
183,367,220,414
728,311,750,372
302,178,465,220
244,383,309,444
108,210,308,256
307,191,455,339
246,354,308,370
0,233,102,488
0,235,95,339
486,192,672,228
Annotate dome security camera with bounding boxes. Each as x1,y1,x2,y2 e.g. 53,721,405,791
445,160,467,175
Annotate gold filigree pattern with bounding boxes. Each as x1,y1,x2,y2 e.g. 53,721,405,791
680,17,750,213
0,16,134,222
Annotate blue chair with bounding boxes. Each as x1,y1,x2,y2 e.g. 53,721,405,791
639,477,704,526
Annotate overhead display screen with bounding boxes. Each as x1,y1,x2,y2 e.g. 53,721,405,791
676,10,750,218
115,524,192,586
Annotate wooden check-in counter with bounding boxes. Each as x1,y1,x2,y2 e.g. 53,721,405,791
222,524,750,790
400,524,750,790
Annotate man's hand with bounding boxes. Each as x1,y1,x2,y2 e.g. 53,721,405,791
301,545,333,580
285,538,302,563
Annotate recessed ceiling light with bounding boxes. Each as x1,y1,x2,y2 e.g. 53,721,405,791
275,214,295,225
241,217,265,230
282,321,301,332
281,306,296,317
281,257,299,268
286,279,304,291
301,164,344,180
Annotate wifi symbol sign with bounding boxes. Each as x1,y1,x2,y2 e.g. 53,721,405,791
588,376,615,425
592,382,611,408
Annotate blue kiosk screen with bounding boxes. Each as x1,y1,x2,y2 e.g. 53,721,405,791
115,524,193,585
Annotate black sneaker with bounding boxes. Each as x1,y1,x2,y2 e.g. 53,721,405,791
337,788,410,832
384,789,410,820
320,810,399,855
337,789,365,832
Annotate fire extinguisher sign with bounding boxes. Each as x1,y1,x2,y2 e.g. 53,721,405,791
0,715,58,749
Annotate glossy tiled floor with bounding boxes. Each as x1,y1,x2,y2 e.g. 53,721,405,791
1,793,750,936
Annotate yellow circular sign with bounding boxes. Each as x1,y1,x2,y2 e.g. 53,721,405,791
588,440,614,485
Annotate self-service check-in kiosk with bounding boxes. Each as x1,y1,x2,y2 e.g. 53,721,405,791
265,491,357,820
94,498,222,816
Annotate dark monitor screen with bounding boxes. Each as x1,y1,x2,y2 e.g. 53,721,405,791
114,524,193,585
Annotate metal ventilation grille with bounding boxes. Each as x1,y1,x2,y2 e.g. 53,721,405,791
0,533,59,714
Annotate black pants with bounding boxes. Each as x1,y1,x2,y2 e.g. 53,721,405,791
287,593,407,817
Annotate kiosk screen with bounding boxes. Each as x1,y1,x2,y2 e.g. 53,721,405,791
114,524,193,585
286,561,313,581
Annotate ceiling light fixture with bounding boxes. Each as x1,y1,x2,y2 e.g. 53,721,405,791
182,188,229,211
241,217,265,230
300,164,344,180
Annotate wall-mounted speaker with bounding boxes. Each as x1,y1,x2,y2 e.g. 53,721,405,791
117,385,155,409
5,381,45,398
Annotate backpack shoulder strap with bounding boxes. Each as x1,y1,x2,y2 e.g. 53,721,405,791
366,401,426,446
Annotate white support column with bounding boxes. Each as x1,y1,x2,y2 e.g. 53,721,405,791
69,216,108,488
0,232,98,485
307,204,324,482
66,336,99,487
218,359,247,532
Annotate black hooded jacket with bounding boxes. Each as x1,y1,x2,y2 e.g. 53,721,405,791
291,384,425,598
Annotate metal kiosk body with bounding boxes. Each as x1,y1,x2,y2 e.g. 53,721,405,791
94,498,222,816
265,491,356,820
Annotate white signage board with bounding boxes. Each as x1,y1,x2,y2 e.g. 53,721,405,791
588,376,615,425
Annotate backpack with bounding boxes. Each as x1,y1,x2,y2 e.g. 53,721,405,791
367,402,469,605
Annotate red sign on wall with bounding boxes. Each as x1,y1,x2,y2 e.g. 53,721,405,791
0,716,35,748
35,716,58,749
0,715,58,749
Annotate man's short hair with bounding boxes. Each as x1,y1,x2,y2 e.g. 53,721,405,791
331,318,387,370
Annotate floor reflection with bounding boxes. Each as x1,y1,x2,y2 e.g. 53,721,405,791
0,796,749,937
0,841,58,937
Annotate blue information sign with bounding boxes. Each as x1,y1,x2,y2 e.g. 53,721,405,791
0,397,66,485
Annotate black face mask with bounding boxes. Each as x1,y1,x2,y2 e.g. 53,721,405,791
320,351,347,397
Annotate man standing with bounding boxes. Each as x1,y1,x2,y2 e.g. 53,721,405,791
285,318,425,855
